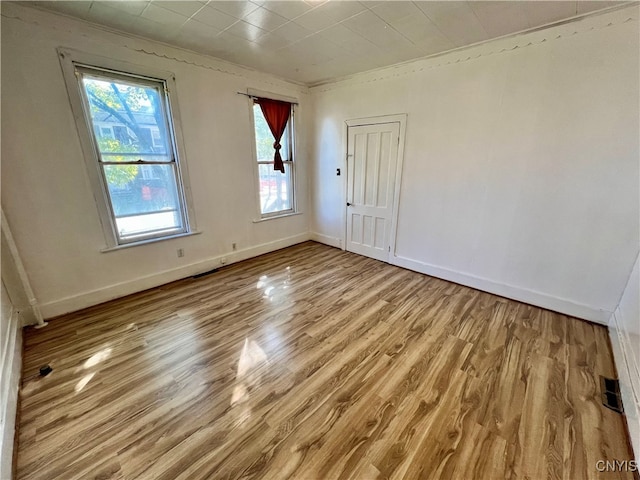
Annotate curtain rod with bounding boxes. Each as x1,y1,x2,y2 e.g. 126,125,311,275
236,92,299,105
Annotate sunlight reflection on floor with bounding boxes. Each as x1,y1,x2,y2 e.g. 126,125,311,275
74,372,95,393
256,266,293,301
230,337,270,427
83,347,112,369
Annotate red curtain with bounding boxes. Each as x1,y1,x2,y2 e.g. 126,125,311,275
256,98,291,173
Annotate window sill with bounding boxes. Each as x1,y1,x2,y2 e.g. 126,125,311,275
101,230,201,252
252,211,303,223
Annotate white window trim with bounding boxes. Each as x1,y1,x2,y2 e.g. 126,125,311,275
100,230,201,252
247,89,298,220
251,211,303,223
58,48,197,249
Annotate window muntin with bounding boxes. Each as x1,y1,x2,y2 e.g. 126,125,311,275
76,66,189,243
252,103,295,217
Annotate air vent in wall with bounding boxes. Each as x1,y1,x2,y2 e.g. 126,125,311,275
600,376,623,413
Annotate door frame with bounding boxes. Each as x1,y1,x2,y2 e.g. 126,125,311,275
342,114,407,263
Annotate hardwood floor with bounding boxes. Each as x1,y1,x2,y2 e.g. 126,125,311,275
16,242,635,479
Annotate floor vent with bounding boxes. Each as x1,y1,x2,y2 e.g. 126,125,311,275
600,376,623,413
192,268,219,279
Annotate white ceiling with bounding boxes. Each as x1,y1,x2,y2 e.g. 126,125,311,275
31,1,629,85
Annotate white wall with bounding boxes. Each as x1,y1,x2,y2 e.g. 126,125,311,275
1,228,33,326
0,281,22,480
1,4,311,318
610,253,640,459
1,4,638,326
310,6,640,324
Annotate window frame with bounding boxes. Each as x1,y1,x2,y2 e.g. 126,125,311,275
59,49,197,249
249,94,297,220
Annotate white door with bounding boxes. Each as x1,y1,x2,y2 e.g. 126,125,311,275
346,122,400,262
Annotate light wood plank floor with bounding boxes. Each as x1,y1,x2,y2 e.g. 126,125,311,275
17,242,635,480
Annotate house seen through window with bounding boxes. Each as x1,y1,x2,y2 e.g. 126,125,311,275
77,66,190,244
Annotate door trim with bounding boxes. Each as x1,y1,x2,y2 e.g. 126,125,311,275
343,114,407,262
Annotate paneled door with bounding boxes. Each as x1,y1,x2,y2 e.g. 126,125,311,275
346,122,400,262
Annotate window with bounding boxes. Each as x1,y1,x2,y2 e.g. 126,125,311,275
73,65,191,245
151,128,163,148
100,126,114,139
252,102,295,217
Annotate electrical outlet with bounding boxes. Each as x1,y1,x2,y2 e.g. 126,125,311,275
232,242,237,251
177,248,184,257
221,257,227,265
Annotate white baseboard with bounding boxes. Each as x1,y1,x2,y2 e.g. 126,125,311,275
17,306,36,327
391,254,610,324
609,309,640,460
0,308,22,480
39,233,311,319
310,232,343,249
37,234,611,324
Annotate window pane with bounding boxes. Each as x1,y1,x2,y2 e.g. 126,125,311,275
81,75,171,162
103,164,183,240
258,164,292,214
253,104,290,162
